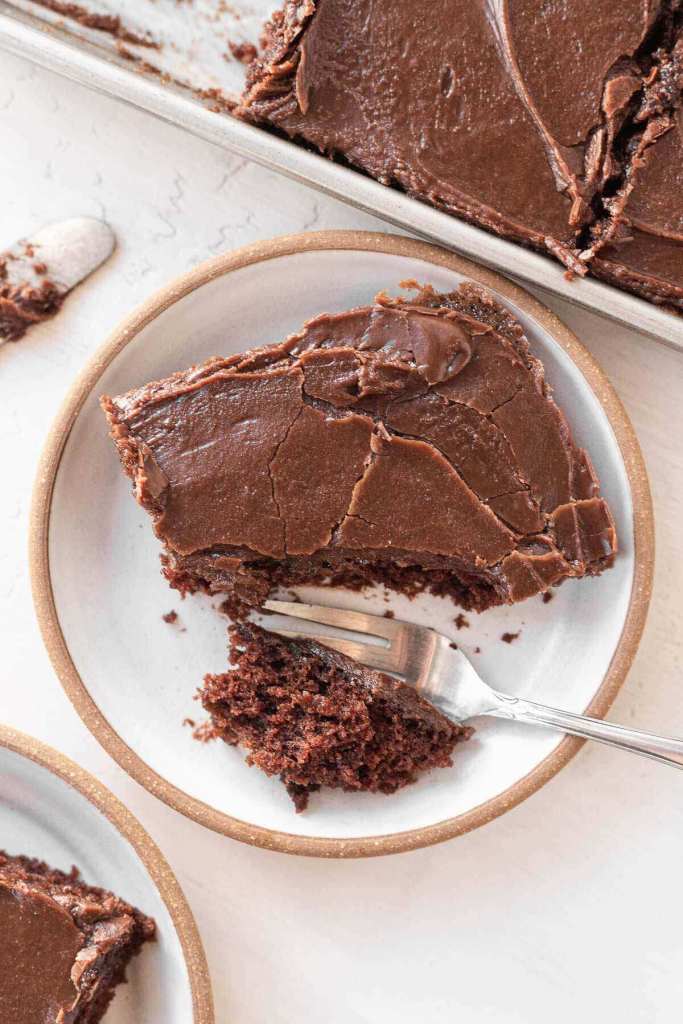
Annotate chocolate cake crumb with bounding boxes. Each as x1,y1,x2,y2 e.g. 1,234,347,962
449,641,458,650
217,595,251,620
162,609,178,624
383,609,395,619
199,623,472,811
182,717,195,728
542,591,555,603
454,613,470,630
195,87,239,114
474,646,481,654
192,721,217,743
228,40,258,64
501,630,521,644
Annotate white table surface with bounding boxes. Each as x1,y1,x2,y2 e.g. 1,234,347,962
2,51,683,1024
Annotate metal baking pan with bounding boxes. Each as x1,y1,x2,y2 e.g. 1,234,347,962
1,0,682,352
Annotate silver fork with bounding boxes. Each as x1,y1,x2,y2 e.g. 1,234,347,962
263,599,683,770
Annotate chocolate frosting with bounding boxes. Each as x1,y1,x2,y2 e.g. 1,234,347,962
594,104,683,304
240,0,683,307
293,305,474,385
506,0,657,149
0,270,64,342
244,0,579,262
0,851,155,1024
627,115,683,238
0,882,82,1023
103,283,617,608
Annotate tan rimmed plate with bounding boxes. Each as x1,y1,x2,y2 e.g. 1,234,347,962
0,724,214,1021
30,231,654,858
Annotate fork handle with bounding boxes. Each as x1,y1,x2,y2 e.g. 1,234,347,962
490,693,683,769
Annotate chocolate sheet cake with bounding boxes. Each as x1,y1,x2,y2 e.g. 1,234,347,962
200,622,471,810
102,283,617,617
0,850,155,1024
238,0,683,311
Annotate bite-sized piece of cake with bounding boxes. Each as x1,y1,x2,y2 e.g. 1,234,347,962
237,0,683,305
199,622,471,810
102,282,617,616
0,850,155,1024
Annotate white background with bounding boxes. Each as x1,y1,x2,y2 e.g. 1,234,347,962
1,51,683,1023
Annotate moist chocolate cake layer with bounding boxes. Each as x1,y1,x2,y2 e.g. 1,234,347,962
200,622,472,810
0,850,155,1024
102,283,617,616
238,0,683,310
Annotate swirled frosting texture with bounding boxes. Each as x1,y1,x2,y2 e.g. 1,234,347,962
239,0,683,310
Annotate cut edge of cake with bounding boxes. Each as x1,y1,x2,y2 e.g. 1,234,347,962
197,621,473,811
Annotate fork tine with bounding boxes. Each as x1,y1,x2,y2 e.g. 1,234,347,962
263,599,399,640
268,628,399,673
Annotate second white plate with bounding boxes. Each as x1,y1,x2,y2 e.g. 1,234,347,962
0,726,212,1021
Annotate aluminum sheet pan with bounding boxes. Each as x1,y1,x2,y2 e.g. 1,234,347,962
1,0,682,353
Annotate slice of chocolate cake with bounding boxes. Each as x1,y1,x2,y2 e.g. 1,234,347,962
0,850,155,1024
102,283,616,617
199,622,471,810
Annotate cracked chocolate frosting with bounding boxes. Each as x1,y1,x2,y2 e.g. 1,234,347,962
593,42,683,309
0,850,155,1024
239,0,683,311
102,283,616,616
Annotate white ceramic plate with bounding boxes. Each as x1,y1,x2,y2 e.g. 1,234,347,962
32,233,653,857
0,726,213,1021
